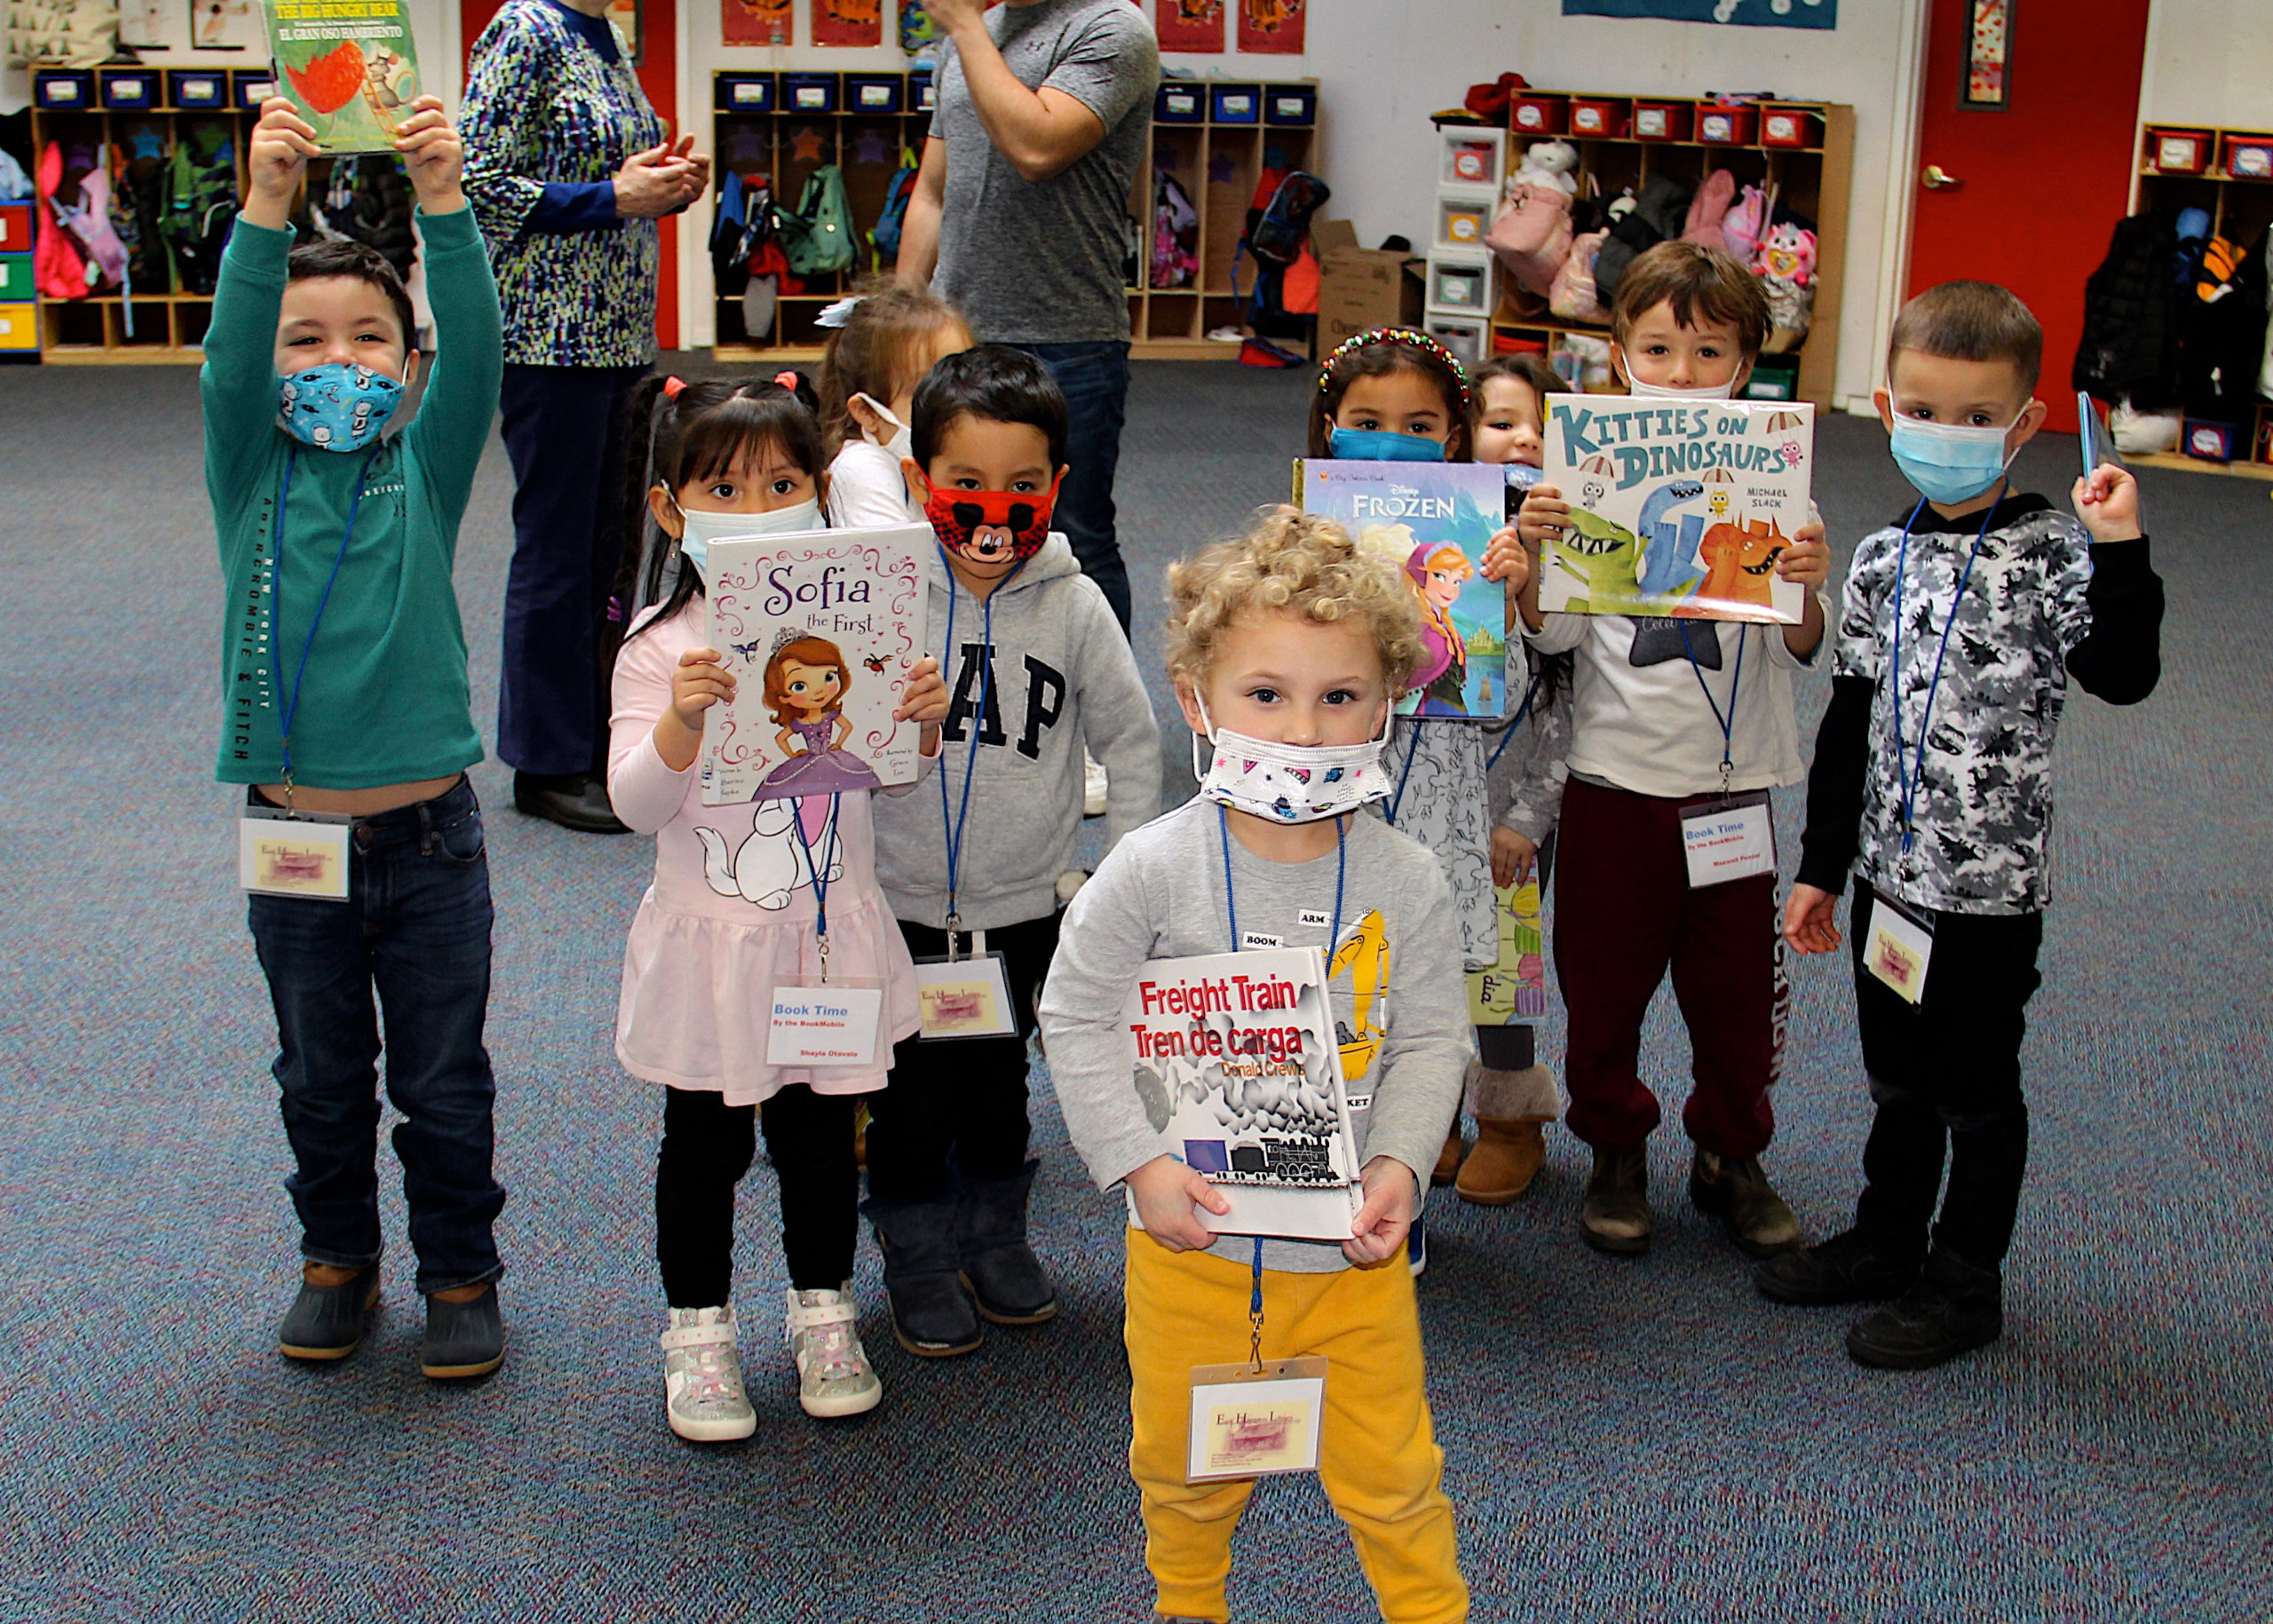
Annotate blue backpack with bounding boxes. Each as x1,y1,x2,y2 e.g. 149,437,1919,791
870,146,919,267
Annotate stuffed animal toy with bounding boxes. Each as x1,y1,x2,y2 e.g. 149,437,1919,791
1754,220,1818,353
1509,139,1579,197
1722,183,1770,265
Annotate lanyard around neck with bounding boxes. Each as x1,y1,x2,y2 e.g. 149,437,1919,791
1216,804,1345,956
787,794,844,977
1890,487,2002,852
1383,669,1549,825
1677,620,1746,793
269,446,380,801
938,571,996,954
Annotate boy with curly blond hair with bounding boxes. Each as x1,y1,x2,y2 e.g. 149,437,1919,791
1039,511,1471,1624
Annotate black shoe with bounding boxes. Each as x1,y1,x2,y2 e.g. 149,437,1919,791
421,1283,505,1379
1581,1145,1651,1255
279,1264,381,1361
956,1160,1059,1327
1754,1227,1924,1306
1690,1149,1802,1256
513,772,629,835
1845,1248,2003,1370
866,1194,984,1357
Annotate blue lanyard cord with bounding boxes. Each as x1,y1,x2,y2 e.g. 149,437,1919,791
268,447,379,789
787,794,843,966
937,579,995,934
1483,671,1545,776
1248,1235,1265,1368
1676,620,1746,789
1387,728,1423,826
1386,670,1547,823
1891,488,2001,853
1216,803,1345,955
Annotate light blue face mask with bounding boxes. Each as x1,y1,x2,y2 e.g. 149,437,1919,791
278,362,405,453
1327,425,1446,463
1887,415,2021,505
672,497,825,585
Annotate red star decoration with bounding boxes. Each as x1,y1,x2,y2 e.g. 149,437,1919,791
790,126,828,163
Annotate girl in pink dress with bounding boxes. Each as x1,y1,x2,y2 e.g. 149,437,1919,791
606,374,947,1439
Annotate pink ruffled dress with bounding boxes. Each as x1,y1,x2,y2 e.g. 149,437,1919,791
608,602,927,1105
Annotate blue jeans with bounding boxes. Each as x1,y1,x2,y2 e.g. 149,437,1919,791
247,777,506,1295
1011,341,1132,634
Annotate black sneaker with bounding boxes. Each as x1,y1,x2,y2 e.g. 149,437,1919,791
421,1284,505,1380
1845,1248,2003,1371
1754,1227,1924,1306
513,772,629,835
279,1264,381,1361
1580,1145,1651,1255
1689,1150,1801,1256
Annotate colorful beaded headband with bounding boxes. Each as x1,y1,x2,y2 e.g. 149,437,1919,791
1319,328,1472,413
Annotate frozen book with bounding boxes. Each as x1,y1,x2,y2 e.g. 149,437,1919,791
1121,947,1364,1242
1539,395,1814,624
700,524,930,806
262,0,422,154
1294,459,1517,720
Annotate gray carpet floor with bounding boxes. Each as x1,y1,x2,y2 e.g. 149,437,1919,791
0,355,2268,1622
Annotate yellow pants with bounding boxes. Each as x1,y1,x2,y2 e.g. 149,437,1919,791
1123,1231,1468,1624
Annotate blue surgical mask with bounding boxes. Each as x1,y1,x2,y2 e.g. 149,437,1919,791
278,362,404,453
1887,415,2021,505
1327,426,1446,463
673,496,825,584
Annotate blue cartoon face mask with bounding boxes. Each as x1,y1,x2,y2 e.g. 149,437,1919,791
1327,425,1447,463
278,362,405,453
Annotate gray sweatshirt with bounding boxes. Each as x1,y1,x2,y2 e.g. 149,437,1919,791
1039,798,1469,1272
873,535,1161,930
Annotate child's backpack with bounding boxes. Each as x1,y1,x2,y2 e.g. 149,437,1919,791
778,163,855,277
1149,170,1198,289
1247,168,1328,267
2072,212,2179,407
162,123,237,296
868,147,919,267
1485,181,1572,297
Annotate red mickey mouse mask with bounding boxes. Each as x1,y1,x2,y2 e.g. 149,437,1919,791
923,472,1065,568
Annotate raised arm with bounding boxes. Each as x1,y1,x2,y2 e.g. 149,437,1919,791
202,99,314,517
894,138,946,289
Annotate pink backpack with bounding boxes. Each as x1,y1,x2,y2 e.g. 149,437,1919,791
1548,228,1610,323
1682,170,1736,255
1485,183,1572,297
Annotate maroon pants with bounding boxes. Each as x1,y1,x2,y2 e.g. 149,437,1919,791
1554,778,1777,1159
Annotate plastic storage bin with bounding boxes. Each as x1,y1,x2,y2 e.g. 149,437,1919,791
845,74,902,114
1632,101,1692,141
33,70,96,110
0,256,32,301
1426,252,1493,315
234,69,278,109
1570,98,1628,138
1156,83,1204,124
1263,85,1317,126
0,202,32,255
0,304,36,351
1426,313,1488,368
781,73,839,114
1761,107,1822,148
715,73,775,113
99,68,160,109
1697,104,1757,145
1210,84,1262,124
167,69,227,109
1510,94,1567,135
2147,128,2214,173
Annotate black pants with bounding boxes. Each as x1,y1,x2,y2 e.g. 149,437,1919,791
865,913,1060,1203
655,1083,859,1303
496,362,647,778
1849,888,2043,1267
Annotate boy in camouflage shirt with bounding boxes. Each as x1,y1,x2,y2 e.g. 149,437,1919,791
1766,281,2164,1370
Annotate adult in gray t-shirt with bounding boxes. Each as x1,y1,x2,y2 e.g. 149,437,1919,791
899,0,1159,633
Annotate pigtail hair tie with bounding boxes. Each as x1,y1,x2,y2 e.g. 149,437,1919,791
774,369,802,392
661,376,688,400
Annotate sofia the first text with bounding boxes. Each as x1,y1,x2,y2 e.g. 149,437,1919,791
761,565,873,618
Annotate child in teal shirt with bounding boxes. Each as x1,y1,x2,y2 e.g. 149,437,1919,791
207,95,508,1379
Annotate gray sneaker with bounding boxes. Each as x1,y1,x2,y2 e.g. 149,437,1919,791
787,1284,883,1419
661,1304,756,1442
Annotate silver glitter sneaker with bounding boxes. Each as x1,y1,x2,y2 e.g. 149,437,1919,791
786,1284,883,1419
661,1304,756,1442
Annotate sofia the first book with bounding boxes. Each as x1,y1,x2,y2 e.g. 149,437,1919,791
700,525,930,807
1293,460,1516,721
1539,395,1813,624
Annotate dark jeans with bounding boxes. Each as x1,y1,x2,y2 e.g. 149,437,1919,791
246,777,504,1295
656,1083,859,1303
1010,341,1131,635
865,913,1059,1202
1849,889,2042,1267
496,362,647,778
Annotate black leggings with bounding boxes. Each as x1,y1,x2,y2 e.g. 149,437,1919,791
654,1084,859,1304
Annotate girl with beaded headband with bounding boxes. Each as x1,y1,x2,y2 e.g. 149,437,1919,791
1301,327,1549,1254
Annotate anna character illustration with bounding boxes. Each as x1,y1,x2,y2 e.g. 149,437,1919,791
750,631,886,797
1405,542,1473,714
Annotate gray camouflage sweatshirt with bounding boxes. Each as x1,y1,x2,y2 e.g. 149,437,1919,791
874,535,1160,930
1039,798,1469,1273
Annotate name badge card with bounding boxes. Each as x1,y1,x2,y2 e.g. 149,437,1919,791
239,806,352,902
765,978,884,1066
1865,890,1936,1004
1681,792,1775,889
1185,1357,1329,1484
913,952,1017,1041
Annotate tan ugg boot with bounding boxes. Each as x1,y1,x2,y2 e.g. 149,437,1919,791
1432,1126,1467,1186
1455,1117,1549,1205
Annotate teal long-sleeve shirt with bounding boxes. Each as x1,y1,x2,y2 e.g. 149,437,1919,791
203,207,503,789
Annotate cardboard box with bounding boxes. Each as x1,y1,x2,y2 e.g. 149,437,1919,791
1313,219,1424,348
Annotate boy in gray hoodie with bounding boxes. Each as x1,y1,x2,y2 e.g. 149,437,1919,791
866,346,1161,1358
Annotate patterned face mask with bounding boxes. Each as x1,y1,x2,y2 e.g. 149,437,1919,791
1191,696,1393,824
278,362,404,453
923,475,1063,566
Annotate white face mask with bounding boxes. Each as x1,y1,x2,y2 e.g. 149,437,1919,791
672,496,825,584
1191,695,1393,824
851,392,913,463
1626,376,1737,400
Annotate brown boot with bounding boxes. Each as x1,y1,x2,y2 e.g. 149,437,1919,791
1432,1125,1466,1186
1454,1117,1548,1205
1581,1144,1651,1255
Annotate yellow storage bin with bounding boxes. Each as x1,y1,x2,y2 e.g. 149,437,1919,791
0,303,38,351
